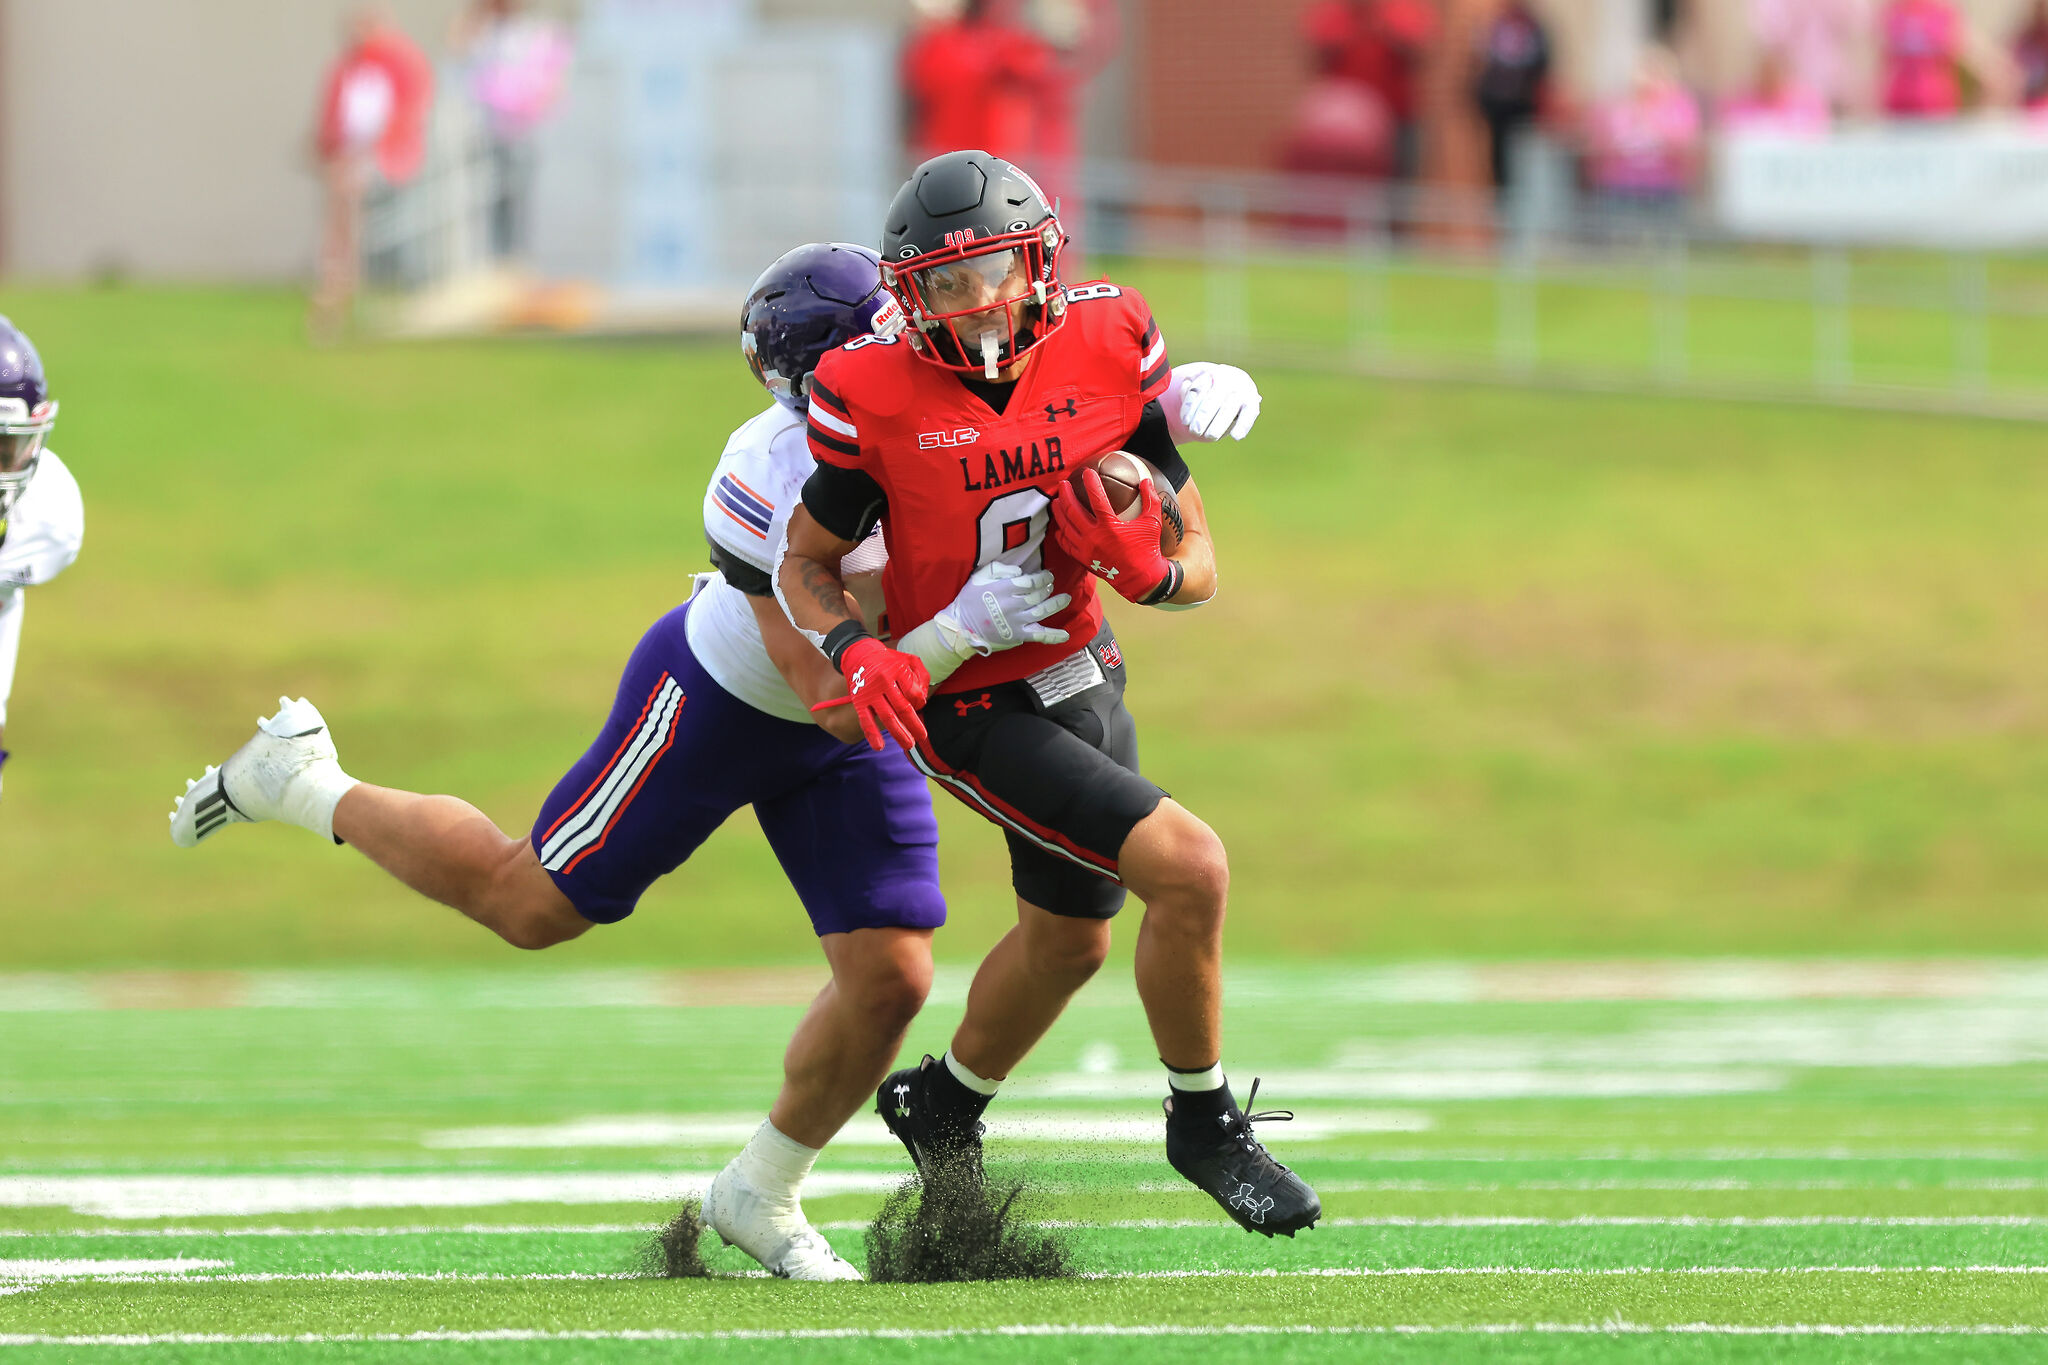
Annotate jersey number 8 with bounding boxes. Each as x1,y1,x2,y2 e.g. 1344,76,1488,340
976,488,1050,574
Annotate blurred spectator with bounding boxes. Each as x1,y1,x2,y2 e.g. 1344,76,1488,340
452,0,572,261
902,0,1052,166
1470,0,1551,191
1750,0,1870,115
1017,2,1117,191
1879,0,1964,117
2014,0,2048,109
310,6,432,340
1303,0,1440,181
1721,46,1831,136
1280,79,1397,181
1582,46,1700,223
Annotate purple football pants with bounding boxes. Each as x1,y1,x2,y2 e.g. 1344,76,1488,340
531,600,945,935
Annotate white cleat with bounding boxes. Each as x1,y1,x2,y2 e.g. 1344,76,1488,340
700,1158,862,1281
168,697,356,848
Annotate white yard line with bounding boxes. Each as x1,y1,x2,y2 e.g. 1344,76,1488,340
0,1259,228,1280
15,1265,2048,1287
7,1169,2047,1221
7,959,2048,1011
422,1109,1432,1150
0,1172,901,1219
10,1214,2046,1239
3,1324,2047,1346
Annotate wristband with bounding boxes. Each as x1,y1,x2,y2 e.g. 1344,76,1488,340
1138,560,1185,608
823,620,873,670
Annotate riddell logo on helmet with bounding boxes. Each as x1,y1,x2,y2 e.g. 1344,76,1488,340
917,427,979,450
943,228,977,249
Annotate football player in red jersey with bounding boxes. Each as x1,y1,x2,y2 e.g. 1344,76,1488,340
777,150,1319,1237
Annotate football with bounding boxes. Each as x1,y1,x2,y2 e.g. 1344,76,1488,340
1076,450,1185,554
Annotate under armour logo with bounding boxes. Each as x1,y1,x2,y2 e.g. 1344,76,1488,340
954,693,993,716
1227,1183,1274,1224
1092,560,1119,580
1044,398,1077,421
850,666,867,692
893,1083,911,1116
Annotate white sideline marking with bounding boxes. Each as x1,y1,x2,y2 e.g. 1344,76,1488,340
6,959,2048,1012
26,1265,2048,1287
0,1224,655,1239
3,1324,2047,1346
0,1173,900,1220
1017,1068,1787,1101
1331,1001,2048,1071
422,1109,1432,1150
0,1258,227,1280
1090,1266,2048,1279
12,1214,2046,1239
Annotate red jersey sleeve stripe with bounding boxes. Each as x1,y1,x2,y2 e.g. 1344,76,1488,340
1140,316,1160,349
806,421,862,461
807,377,851,420
1140,355,1172,397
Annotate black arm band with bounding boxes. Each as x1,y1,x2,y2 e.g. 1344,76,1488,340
1139,559,1185,607
823,620,873,670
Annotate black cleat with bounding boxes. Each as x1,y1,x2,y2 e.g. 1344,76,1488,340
877,1054,988,1183
1164,1078,1321,1237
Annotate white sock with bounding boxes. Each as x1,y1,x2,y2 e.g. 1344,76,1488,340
735,1119,820,1208
943,1048,1002,1097
286,765,360,845
1165,1061,1225,1093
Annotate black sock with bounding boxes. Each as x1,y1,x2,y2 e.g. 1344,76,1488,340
1166,1079,1236,1130
926,1057,994,1122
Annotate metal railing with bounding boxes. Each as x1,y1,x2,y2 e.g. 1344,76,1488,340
362,127,2048,421
1077,160,2048,422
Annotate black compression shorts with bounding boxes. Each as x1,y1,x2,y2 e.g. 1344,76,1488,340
910,627,1165,918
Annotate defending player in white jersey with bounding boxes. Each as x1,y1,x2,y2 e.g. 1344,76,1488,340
0,317,86,800
166,242,1262,1279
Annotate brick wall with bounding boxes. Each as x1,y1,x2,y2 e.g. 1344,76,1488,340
1136,0,1322,169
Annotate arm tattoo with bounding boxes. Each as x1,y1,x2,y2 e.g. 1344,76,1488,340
798,557,854,624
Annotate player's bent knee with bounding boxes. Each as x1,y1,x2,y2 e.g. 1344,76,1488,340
1122,804,1230,914
833,929,934,1034
488,844,590,950
498,903,590,951
1024,916,1112,983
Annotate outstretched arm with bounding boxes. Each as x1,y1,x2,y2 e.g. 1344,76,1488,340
1163,362,1262,444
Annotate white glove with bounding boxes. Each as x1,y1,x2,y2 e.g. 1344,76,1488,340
1165,361,1262,443
896,561,1072,685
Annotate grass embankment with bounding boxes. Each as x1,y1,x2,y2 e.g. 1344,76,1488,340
2,285,2044,964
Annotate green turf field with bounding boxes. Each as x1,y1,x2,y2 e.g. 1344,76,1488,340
3,285,2047,963
4,963,2046,1358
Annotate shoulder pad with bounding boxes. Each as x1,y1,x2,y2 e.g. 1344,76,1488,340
815,340,917,421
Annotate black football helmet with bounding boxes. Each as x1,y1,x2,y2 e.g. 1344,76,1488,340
0,316,56,522
879,149,1068,379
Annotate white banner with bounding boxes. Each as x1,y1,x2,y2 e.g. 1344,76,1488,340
1717,121,2048,248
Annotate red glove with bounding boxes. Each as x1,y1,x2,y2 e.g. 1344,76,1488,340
1050,469,1176,604
815,636,931,753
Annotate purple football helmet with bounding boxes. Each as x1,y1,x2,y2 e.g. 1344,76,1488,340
0,315,56,520
740,243,902,412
